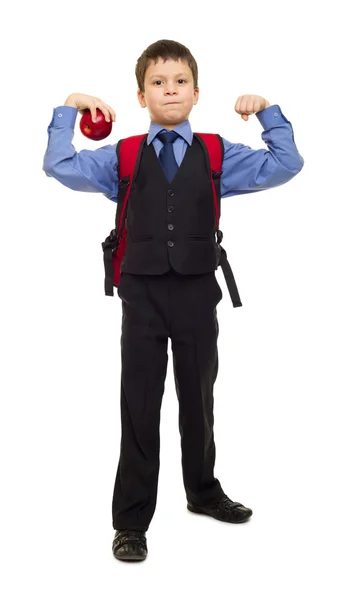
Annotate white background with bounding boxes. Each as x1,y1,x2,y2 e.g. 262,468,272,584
1,0,339,598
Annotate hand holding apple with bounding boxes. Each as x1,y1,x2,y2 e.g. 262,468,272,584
64,93,116,141
80,108,113,141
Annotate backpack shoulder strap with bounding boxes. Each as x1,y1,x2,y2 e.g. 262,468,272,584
193,132,224,172
116,133,148,234
117,133,148,179
193,133,242,308
193,133,224,230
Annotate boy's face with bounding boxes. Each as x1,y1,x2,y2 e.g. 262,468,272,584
137,58,199,129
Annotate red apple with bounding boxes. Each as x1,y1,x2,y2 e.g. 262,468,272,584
79,108,112,141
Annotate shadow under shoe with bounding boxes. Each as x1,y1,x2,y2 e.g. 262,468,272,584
112,529,148,561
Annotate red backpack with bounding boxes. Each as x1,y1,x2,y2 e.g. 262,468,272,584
101,133,242,307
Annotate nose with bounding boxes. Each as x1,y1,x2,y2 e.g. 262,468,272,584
165,92,178,101
164,83,178,94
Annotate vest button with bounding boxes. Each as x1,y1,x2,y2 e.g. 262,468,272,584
168,206,174,212
168,189,175,196
168,224,174,230
167,241,174,247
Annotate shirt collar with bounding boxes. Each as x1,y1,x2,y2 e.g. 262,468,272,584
147,119,193,146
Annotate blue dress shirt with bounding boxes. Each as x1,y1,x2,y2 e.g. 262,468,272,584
43,105,304,202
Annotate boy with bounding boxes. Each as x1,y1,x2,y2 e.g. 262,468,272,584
43,39,304,562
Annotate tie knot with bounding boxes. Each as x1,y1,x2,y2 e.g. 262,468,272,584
157,130,179,145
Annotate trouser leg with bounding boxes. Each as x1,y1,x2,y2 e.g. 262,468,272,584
112,273,170,532
170,271,225,506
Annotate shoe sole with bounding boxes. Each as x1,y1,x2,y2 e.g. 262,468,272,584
114,553,147,561
187,503,252,523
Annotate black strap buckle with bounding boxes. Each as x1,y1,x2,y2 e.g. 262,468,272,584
101,229,119,252
101,229,120,296
216,229,223,244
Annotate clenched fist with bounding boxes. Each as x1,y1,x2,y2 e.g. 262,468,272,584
234,95,271,121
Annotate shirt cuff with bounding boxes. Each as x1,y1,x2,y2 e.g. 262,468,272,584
255,104,289,127
47,105,78,132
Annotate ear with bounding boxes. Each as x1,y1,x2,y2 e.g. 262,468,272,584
137,89,147,108
193,87,199,105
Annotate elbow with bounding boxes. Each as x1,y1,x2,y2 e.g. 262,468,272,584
290,157,304,176
42,157,53,176
42,150,61,176
43,159,59,178
298,155,305,171
292,151,304,173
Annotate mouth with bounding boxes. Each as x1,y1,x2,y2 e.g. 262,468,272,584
165,102,179,105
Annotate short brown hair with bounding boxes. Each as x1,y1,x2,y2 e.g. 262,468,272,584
135,39,198,93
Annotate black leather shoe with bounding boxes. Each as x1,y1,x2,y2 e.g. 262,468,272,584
187,494,253,523
112,529,148,561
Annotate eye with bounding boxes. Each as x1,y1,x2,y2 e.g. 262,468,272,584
153,79,187,85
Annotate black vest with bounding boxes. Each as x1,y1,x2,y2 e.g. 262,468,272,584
120,134,221,275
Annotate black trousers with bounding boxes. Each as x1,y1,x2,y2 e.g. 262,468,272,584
112,268,226,532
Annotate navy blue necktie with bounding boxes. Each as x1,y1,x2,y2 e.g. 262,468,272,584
157,130,179,182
